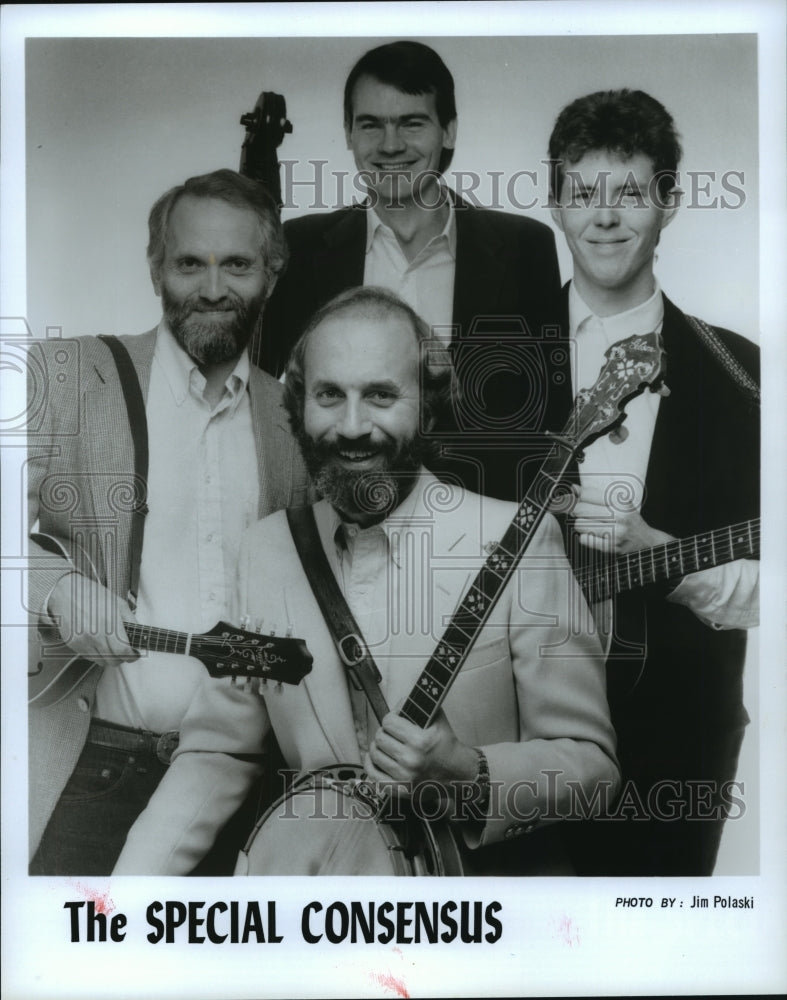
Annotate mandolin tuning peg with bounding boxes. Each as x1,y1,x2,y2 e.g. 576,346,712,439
653,382,671,397
269,624,277,637
285,625,293,637
254,619,264,633
608,425,629,445
239,614,250,630
274,681,283,694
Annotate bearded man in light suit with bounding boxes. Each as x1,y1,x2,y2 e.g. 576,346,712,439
114,286,619,877
28,169,309,875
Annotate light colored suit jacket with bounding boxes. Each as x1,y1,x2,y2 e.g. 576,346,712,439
115,472,619,874
27,330,309,856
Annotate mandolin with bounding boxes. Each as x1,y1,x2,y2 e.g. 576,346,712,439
28,534,312,707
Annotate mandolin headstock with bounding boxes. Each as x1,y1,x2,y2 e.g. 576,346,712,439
189,619,312,691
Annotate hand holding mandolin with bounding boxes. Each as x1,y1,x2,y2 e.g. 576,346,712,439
47,572,139,666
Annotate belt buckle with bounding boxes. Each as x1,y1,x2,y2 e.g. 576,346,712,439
156,730,180,765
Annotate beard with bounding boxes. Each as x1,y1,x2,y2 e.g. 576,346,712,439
296,429,429,525
161,286,266,367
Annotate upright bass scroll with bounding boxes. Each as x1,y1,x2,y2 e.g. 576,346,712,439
239,90,293,210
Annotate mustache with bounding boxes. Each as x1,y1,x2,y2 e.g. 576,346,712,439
176,295,243,315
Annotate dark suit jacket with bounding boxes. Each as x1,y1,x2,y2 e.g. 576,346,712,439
260,199,561,374
258,201,561,501
27,330,310,857
537,287,760,875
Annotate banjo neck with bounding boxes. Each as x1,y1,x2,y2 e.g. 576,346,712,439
399,446,572,730
399,332,668,730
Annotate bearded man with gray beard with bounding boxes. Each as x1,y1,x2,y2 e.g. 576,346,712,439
113,286,619,877
27,169,309,875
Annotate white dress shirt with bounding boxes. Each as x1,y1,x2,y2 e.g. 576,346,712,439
568,282,758,629
94,324,259,731
363,197,456,340
322,478,427,755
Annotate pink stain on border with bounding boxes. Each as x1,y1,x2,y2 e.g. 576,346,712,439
555,914,580,947
70,880,115,916
370,970,410,998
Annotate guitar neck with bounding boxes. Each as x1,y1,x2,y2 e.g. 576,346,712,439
124,623,190,656
578,518,760,604
398,446,573,730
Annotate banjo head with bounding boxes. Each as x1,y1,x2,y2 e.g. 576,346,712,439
234,765,463,877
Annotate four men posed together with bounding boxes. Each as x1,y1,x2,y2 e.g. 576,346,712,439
27,41,759,878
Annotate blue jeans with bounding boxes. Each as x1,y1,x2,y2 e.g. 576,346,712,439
30,737,168,876
30,726,267,876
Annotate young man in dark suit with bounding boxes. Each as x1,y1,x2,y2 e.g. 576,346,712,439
258,40,561,500
542,89,760,875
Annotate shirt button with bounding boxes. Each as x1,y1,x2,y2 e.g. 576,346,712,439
206,533,214,542
209,592,216,601
77,697,90,712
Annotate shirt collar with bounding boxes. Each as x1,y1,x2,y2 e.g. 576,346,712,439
327,466,436,551
154,321,251,410
365,192,457,259
568,281,664,344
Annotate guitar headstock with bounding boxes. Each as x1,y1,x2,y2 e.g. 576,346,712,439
567,332,667,449
190,621,312,689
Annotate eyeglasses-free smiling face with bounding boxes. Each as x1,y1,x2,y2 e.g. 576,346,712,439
346,75,456,205
154,195,269,366
551,150,678,315
301,308,424,524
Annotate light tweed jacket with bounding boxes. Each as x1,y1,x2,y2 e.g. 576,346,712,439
27,329,309,857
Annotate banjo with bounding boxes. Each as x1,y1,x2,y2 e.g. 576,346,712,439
235,332,668,877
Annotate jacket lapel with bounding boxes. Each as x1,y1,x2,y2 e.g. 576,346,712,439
452,202,506,340
296,503,364,763
382,479,479,710
311,206,366,305
82,331,156,594
641,295,704,535
248,369,296,518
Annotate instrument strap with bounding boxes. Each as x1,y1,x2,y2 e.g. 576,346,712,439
286,506,390,723
97,335,149,610
685,314,761,407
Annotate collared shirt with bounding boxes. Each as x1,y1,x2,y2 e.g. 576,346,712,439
94,323,260,731
319,479,425,755
363,196,456,341
570,281,664,507
568,283,758,629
